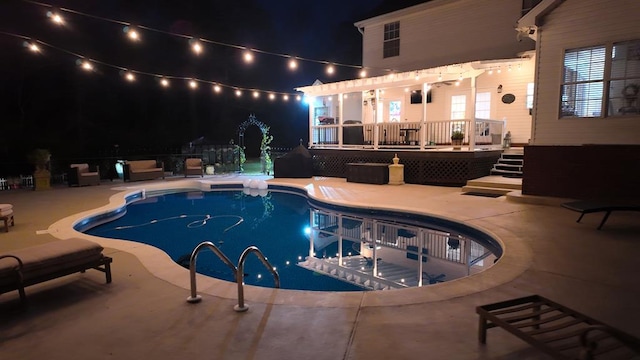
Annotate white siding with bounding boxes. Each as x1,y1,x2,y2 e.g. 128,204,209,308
361,0,534,75
533,0,640,145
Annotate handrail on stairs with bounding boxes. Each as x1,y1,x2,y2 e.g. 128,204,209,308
186,241,280,312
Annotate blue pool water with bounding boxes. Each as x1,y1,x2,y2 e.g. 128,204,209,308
81,185,501,291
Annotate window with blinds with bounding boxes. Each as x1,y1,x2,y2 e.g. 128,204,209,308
561,46,605,117
561,40,640,118
383,21,400,58
451,95,466,120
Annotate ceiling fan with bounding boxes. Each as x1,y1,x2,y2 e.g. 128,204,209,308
431,80,455,88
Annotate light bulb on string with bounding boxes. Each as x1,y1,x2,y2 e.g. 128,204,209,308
188,80,198,89
23,41,40,53
235,89,242,97
189,39,203,55
326,64,335,75
288,58,298,70
497,67,502,74
124,71,136,82
508,64,512,72
438,72,442,81
488,68,493,75
243,50,254,63
123,26,140,42
359,68,367,78
252,91,260,98
296,95,302,102
76,59,93,71
283,94,289,101
160,78,169,87
269,93,276,101
46,10,64,25
213,84,221,93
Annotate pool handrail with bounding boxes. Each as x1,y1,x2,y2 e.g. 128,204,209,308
235,246,280,312
186,241,237,303
186,241,280,312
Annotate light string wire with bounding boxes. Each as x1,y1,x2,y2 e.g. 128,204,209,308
1,31,305,99
20,0,395,73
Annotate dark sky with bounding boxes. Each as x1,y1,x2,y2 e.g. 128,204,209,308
0,0,428,167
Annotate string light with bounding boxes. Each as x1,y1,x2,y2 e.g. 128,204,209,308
326,64,335,75
23,41,40,52
252,91,259,98
283,94,289,101
190,39,203,55
288,58,298,70
46,10,64,25
438,73,442,81
359,68,367,78
269,93,275,101
27,1,405,76
4,31,305,102
243,50,254,63
123,26,140,42
124,71,135,82
235,89,242,97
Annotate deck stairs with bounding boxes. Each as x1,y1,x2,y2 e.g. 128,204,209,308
298,256,424,290
461,149,524,196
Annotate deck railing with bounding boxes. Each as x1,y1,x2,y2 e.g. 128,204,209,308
311,118,505,151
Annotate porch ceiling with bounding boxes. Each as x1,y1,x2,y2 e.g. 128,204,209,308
295,56,532,96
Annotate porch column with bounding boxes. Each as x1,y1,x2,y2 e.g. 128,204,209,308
338,93,344,148
308,97,314,148
420,83,429,150
469,76,477,150
373,89,380,149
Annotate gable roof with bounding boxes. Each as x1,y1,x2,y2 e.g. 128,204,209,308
354,0,464,29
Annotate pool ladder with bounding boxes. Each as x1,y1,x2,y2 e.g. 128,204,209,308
186,241,280,312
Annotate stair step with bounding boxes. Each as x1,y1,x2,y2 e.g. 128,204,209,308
491,168,523,175
466,179,522,189
502,153,524,160
461,185,513,195
494,164,522,172
497,159,523,166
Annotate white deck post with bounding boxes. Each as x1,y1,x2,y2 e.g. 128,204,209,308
338,93,344,148
421,82,428,150
470,76,477,150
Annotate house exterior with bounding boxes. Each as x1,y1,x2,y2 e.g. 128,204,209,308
293,0,541,185
519,0,640,200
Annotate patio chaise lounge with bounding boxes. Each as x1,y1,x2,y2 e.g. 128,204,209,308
477,294,640,359
0,238,112,304
561,200,640,230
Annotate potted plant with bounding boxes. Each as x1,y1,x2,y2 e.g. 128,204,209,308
28,148,51,190
451,131,464,150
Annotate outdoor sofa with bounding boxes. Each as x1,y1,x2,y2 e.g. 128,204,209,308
184,158,204,177
123,160,164,182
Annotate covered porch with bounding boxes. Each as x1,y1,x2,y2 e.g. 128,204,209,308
296,55,534,152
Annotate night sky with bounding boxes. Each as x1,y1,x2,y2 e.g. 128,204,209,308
0,0,429,172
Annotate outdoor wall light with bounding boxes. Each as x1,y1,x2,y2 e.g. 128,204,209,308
497,84,503,93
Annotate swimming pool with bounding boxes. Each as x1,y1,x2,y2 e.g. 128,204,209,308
80,184,501,291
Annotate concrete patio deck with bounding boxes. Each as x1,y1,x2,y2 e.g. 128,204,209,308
1,175,639,359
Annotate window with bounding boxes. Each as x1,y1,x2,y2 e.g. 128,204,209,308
475,92,491,119
389,100,401,122
609,40,640,116
561,40,640,118
526,82,535,109
561,46,605,117
383,22,400,58
451,95,466,120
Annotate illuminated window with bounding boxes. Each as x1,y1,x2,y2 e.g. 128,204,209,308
526,83,534,109
561,45,605,117
609,40,640,116
475,92,491,119
389,100,401,122
383,22,400,58
451,95,466,120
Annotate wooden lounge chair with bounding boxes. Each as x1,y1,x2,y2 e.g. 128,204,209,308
68,163,100,186
477,295,640,359
561,200,640,230
0,238,112,304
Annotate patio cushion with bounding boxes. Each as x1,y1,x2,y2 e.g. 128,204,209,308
0,239,104,286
